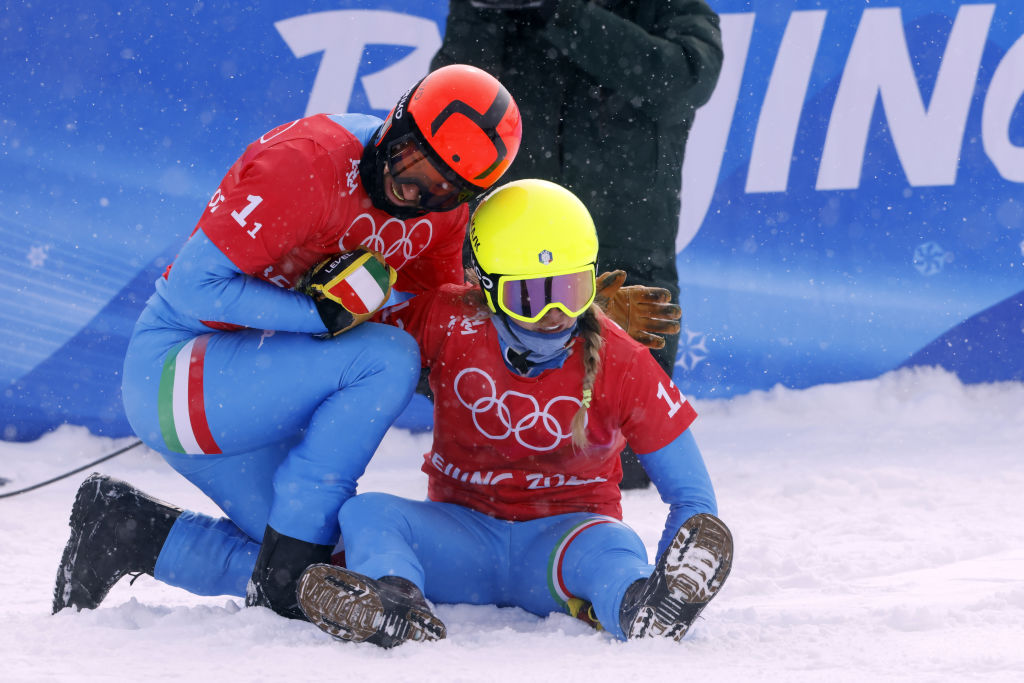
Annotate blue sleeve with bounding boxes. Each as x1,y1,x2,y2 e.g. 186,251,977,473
158,229,329,333
637,429,718,561
327,113,383,147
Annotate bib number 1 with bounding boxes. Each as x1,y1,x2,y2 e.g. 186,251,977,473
656,382,683,418
231,194,264,239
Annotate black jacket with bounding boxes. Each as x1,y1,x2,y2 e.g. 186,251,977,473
432,0,723,293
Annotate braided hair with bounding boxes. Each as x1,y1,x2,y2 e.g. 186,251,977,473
570,306,604,450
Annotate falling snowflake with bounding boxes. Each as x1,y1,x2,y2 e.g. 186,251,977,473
27,245,49,268
676,328,709,371
912,241,953,276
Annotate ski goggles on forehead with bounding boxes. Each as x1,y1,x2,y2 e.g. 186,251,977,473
493,265,597,323
386,135,483,211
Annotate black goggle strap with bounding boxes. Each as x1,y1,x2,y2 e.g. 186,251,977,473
470,251,500,313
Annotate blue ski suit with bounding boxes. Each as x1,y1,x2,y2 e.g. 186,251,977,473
121,113,466,596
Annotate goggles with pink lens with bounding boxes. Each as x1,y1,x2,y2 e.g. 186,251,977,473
494,265,597,323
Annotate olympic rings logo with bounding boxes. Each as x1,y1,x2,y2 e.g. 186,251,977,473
453,367,584,452
341,213,434,270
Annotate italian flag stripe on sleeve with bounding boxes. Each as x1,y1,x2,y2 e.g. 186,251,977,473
329,254,390,315
157,334,221,454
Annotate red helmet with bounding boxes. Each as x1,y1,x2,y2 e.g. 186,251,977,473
362,65,522,215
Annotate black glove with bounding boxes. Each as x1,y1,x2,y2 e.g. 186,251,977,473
299,249,397,337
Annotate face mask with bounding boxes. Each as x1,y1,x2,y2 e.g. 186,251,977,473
491,315,577,376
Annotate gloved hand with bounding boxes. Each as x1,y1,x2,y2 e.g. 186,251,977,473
299,249,397,337
595,270,682,350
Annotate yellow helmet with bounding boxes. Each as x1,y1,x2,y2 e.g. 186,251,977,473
469,179,599,323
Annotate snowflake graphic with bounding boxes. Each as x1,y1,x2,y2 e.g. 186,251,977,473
676,327,709,371
27,245,50,268
913,241,953,276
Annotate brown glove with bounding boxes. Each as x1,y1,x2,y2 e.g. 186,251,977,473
595,270,682,350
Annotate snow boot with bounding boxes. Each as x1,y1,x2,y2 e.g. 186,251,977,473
52,472,182,614
296,563,446,648
620,513,733,641
245,525,333,620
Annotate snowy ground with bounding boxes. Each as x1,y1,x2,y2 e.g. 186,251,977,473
2,367,1022,682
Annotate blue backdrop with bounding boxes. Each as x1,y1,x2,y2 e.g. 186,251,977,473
2,1,1022,441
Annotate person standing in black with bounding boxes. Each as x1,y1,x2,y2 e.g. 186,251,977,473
432,0,723,487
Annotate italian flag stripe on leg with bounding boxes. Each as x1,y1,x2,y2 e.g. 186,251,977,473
330,254,390,315
157,334,221,455
158,343,186,454
546,517,613,607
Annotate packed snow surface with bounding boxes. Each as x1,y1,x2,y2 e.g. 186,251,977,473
2,367,1022,681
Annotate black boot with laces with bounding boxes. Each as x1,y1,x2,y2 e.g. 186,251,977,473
619,513,733,641
297,564,446,648
52,473,181,613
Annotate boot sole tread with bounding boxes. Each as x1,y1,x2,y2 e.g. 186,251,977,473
297,564,446,647
629,513,734,641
